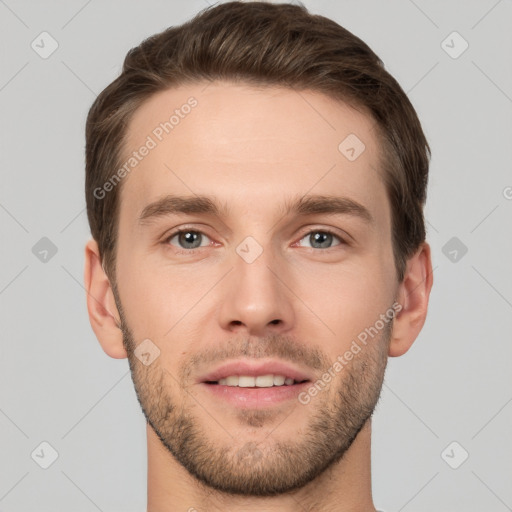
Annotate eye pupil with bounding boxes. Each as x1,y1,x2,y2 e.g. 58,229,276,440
310,231,332,249
180,231,201,249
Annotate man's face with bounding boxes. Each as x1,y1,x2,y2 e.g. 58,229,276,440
113,82,399,495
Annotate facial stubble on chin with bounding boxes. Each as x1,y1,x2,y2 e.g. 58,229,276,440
112,288,391,497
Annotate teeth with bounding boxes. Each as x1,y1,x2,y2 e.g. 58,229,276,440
273,375,285,386
239,376,255,387
216,374,301,387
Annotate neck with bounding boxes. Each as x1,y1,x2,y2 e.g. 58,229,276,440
146,418,376,512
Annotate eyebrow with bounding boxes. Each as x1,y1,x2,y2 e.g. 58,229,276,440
138,193,373,225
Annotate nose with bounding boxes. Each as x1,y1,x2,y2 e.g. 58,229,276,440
218,244,295,337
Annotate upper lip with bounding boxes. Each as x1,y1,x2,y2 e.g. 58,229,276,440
197,359,314,384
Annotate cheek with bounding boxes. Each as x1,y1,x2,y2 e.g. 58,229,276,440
116,251,215,348
115,251,172,338
294,255,395,346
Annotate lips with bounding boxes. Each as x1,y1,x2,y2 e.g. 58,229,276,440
197,359,313,385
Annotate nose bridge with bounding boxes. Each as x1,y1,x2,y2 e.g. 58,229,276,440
235,235,278,287
218,234,294,335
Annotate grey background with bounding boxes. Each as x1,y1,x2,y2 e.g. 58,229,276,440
1,0,511,511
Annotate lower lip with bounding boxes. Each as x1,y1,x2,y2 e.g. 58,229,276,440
199,382,310,408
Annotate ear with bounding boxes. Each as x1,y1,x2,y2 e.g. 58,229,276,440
389,242,433,357
84,238,127,359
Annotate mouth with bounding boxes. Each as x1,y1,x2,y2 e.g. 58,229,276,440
204,374,310,387
197,360,313,407
197,359,314,385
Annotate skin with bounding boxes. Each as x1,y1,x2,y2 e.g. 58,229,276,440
84,81,433,512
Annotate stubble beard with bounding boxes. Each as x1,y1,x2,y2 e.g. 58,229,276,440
114,293,391,496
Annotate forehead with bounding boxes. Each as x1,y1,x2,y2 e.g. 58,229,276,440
120,81,388,227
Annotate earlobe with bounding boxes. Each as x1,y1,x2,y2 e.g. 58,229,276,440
84,239,128,359
389,242,433,357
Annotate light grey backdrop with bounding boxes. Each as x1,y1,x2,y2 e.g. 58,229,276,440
1,1,511,511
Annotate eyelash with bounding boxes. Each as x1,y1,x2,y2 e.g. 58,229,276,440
162,227,348,253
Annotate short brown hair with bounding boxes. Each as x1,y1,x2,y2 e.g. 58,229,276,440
86,1,430,283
